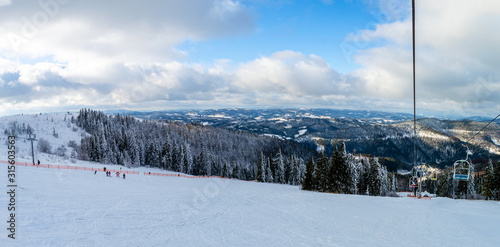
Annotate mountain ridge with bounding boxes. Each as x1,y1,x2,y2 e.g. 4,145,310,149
123,108,500,168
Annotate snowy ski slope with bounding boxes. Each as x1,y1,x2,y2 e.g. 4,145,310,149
0,161,499,247
0,112,499,246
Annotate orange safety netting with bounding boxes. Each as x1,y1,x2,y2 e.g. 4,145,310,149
0,160,139,174
406,193,431,200
143,172,258,182
1,160,259,182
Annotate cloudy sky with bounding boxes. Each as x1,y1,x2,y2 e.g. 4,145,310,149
0,0,499,118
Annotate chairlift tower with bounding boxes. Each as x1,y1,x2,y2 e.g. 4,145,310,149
28,133,37,166
410,165,425,197
411,0,421,196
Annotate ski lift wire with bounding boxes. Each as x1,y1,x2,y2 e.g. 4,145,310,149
465,113,500,144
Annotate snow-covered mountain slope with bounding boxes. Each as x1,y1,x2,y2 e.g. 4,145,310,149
0,112,84,165
0,112,498,246
0,160,499,246
127,109,500,167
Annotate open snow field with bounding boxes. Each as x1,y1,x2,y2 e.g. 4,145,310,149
0,113,499,246
0,162,499,247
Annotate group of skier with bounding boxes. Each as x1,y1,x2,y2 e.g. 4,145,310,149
101,167,125,179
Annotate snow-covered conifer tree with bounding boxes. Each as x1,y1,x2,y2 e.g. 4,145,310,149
256,152,265,182
302,157,315,191
266,157,274,183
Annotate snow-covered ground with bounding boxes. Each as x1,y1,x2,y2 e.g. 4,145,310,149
0,112,84,164
0,112,499,246
0,160,499,246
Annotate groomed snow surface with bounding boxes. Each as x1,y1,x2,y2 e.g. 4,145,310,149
0,113,499,246
0,161,499,247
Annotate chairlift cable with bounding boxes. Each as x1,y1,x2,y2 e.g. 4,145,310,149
450,113,500,183
464,113,500,145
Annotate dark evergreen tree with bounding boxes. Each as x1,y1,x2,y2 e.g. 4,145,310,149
256,152,265,182
314,153,329,192
492,162,500,200
337,143,350,194
266,157,274,183
232,163,240,179
368,159,381,196
482,160,494,200
358,157,370,195
436,173,448,197
274,149,285,184
284,155,292,184
302,157,315,191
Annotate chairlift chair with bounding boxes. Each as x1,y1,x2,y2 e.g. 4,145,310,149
409,177,418,189
409,166,422,190
453,160,471,181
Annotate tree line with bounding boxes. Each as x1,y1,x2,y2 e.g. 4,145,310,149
75,109,398,196
433,160,500,200
76,109,314,181
301,143,397,196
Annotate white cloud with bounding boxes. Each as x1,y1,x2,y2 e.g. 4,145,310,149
0,50,355,115
0,0,11,7
0,0,258,115
0,0,499,118
346,0,500,116
347,19,411,46
233,51,342,96
0,0,255,64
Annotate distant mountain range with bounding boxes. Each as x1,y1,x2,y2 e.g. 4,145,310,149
108,108,414,123
111,108,500,168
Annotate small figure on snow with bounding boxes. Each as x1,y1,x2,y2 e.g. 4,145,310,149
94,170,97,175
123,173,126,179
412,178,418,196
37,160,40,166
116,171,120,177
104,167,107,172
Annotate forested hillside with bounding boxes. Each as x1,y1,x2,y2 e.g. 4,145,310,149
76,109,315,183
299,143,397,196
76,109,399,195
128,109,500,168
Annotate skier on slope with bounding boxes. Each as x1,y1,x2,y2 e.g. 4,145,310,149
123,173,126,179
